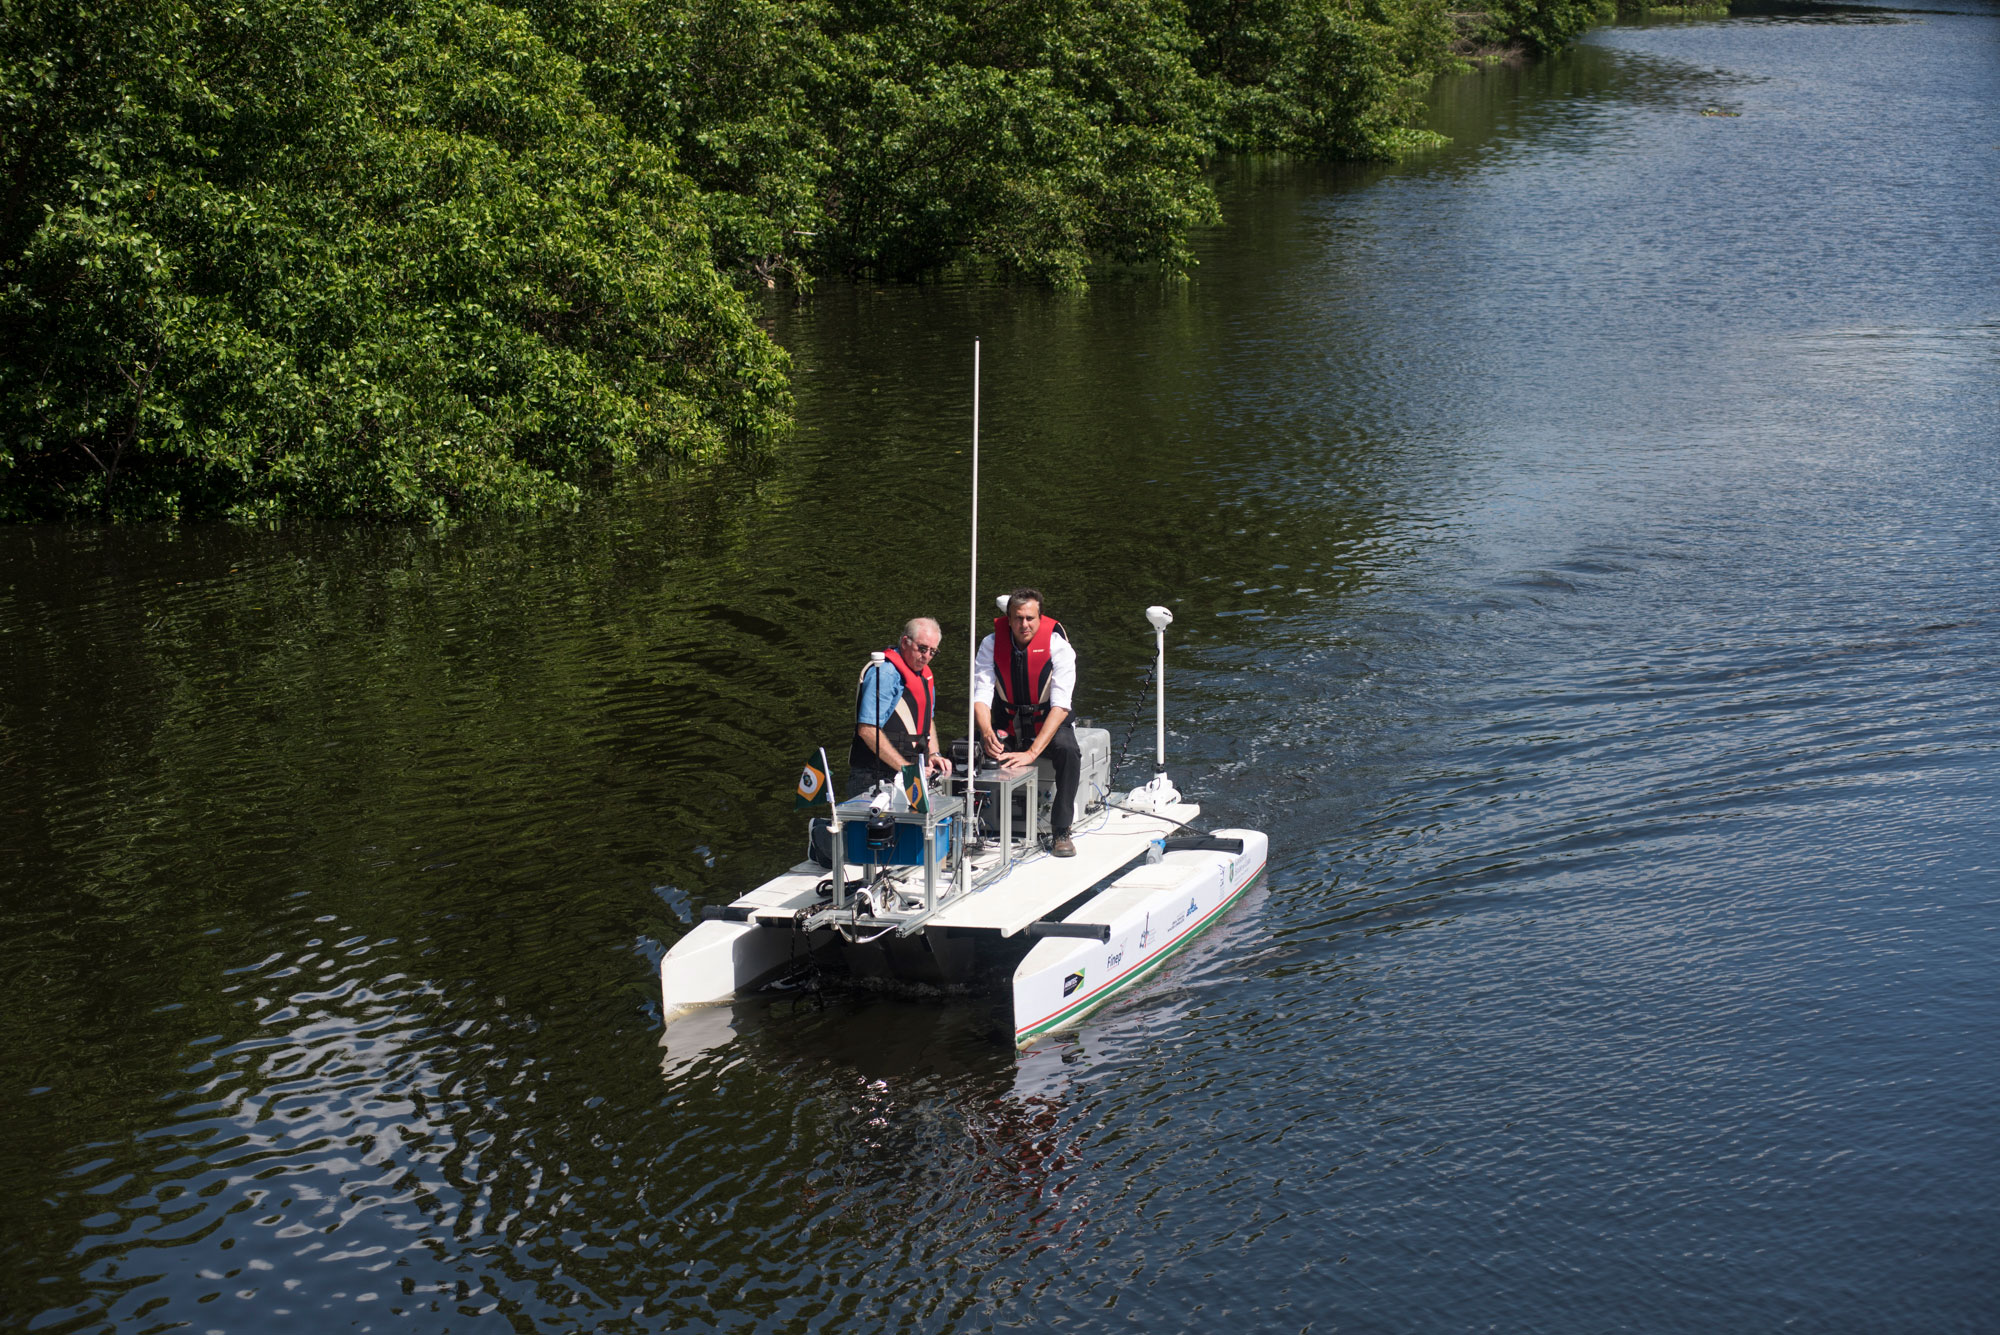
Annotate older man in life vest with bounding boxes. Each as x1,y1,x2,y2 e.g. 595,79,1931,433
849,616,955,797
972,588,1081,857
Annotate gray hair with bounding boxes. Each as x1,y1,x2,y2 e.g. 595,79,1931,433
902,616,941,641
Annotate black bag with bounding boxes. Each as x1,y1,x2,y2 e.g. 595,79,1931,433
806,817,834,868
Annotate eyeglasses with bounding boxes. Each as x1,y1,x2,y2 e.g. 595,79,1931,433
906,641,939,657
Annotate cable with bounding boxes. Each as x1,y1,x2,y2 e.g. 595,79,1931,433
1066,783,1115,838
1111,659,1157,782
1097,795,1205,838
784,906,828,1006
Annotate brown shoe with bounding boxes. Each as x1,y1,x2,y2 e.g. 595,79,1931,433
1050,836,1076,858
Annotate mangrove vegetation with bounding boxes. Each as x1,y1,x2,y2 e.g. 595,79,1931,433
2,0,1649,522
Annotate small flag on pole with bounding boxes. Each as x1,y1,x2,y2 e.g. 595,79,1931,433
898,762,929,814
794,749,833,809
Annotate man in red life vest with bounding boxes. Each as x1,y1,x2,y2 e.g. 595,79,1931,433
972,588,1081,857
848,617,954,797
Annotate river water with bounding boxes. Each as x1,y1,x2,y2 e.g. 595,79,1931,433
4,3,1998,1330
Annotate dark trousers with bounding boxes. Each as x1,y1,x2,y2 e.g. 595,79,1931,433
1036,720,1081,836
847,757,897,799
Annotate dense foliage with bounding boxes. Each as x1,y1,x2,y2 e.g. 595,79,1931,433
1,0,792,521
3,0,1631,521
521,0,1225,285
1472,0,1619,55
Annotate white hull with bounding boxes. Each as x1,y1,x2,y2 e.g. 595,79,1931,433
1009,829,1267,1045
657,813,1267,1046
658,916,808,1012
658,795,1197,995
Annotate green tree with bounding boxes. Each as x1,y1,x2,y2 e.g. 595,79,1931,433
516,0,842,286
1188,0,1459,157
820,0,1221,284
1,0,791,521
525,0,1221,287
1473,0,1619,54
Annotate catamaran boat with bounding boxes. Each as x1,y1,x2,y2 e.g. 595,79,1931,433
659,343,1265,1045
658,604,1269,1046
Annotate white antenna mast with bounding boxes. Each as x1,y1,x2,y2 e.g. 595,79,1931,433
967,341,980,781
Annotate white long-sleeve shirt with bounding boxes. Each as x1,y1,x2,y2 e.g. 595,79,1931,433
972,629,1076,713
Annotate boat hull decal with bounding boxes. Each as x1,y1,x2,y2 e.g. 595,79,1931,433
1011,829,1267,1044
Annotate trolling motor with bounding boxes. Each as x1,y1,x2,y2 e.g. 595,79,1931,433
1125,605,1183,813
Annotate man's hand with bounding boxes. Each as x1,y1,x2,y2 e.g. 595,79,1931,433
927,751,954,778
981,733,1007,760
998,750,1038,773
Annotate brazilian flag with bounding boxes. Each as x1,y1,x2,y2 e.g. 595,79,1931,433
794,749,832,809
898,763,929,814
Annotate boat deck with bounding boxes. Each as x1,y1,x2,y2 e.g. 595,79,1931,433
928,802,1195,934
734,801,1199,936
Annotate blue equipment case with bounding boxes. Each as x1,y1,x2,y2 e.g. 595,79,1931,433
845,814,952,866
808,814,953,867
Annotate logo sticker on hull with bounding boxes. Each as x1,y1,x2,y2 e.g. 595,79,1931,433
1063,970,1085,997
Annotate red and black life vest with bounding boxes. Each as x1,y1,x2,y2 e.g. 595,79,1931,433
991,615,1068,742
849,645,935,773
